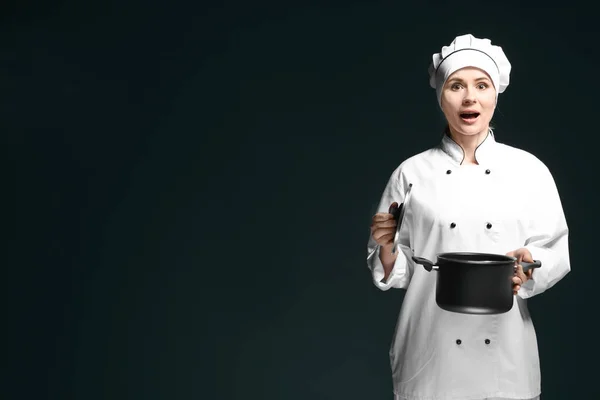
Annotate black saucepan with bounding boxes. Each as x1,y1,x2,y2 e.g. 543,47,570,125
411,253,542,315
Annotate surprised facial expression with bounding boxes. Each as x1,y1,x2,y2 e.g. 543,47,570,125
441,67,497,137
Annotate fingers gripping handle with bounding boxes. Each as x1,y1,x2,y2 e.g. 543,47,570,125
519,260,542,273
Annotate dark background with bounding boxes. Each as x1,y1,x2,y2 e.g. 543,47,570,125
7,1,597,399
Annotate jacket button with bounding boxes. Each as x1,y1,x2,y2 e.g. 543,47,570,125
450,222,456,228
456,339,462,345
446,169,452,174
485,169,491,174
486,223,492,229
485,339,491,344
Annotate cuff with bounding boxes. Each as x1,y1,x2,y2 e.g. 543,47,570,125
368,245,410,291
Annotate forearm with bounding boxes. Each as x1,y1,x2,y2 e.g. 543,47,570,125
379,244,399,282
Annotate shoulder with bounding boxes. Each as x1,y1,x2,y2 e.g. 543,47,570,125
382,147,442,189
391,147,438,175
495,142,553,177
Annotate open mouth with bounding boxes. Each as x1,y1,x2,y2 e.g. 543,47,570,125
460,112,480,120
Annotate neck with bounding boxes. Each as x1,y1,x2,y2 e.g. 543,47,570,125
446,126,490,165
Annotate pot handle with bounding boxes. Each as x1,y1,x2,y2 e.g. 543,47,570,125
411,256,439,272
520,260,542,273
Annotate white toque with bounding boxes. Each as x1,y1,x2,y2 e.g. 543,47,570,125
428,33,512,108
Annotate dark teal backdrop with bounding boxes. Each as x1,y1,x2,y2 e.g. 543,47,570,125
7,1,597,399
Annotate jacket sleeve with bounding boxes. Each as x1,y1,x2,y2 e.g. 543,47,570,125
518,161,571,299
367,165,413,291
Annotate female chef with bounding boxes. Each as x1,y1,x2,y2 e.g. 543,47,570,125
367,34,570,400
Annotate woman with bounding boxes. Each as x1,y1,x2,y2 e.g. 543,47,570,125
367,33,570,400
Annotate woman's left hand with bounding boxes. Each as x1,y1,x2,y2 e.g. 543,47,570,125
506,248,534,295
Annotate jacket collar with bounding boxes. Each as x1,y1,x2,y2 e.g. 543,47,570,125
440,128,498,166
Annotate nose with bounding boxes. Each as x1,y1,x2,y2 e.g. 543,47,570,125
463,88,477,104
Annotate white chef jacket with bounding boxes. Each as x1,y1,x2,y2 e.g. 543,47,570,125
367,130,570,400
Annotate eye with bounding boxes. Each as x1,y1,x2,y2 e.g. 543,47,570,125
477,82,489,90
450,83,462,90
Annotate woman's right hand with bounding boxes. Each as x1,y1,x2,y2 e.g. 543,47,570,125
370,202,399,247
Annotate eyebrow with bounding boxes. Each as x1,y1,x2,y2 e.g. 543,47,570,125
447,76,491,84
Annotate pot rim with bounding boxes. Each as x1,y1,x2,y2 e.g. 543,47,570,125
437,252,517,265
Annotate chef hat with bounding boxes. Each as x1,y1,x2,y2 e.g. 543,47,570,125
428,33,512,108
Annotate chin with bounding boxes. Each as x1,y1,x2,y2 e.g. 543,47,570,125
455,124,488,136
